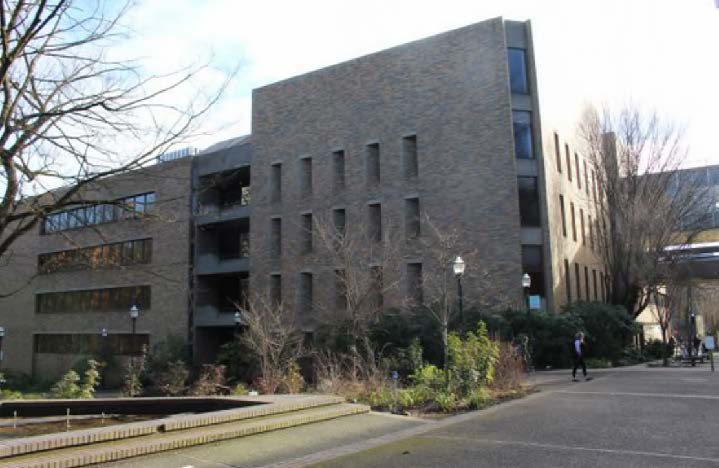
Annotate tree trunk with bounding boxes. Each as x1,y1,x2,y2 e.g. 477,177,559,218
442,319,449,390
661,325,669,367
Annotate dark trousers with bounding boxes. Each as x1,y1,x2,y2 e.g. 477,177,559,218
572,354,587,378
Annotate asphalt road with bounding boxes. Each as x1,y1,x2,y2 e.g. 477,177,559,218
313,365,719,468
102,364,719,467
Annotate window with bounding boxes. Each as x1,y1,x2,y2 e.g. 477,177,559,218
588,214,594,249
332,208,346,237
575,263,582,301
507,48,529,94
368,203,382,242
570,202,577,241
407,263,423,305
580,208,586,245
301,213,313,254
332,150,345,191
559,195,567,237
521,245,545,297
584,266,590,303
592,171,598,204
512,111,533,159
271,163,282,202
405,197,420,239
270,274,282,307
592,269,598,301
366,143,380,185
299,272,313,319
218,224,250,259
41,192,156,234
402,135,418,179
584,161,590,195
271,218,282,257
564,259,572,304
575,153,581,189
554,133,562,173
517,177,540,227
38,239,152,274
300,157,312,197
36,285,150,314
565,144,572,182
34,333,149,356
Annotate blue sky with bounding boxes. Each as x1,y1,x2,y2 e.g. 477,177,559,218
120,0,718,167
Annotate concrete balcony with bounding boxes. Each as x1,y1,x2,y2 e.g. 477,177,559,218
196,254,249,275
194,305,243,327
195,203,250,226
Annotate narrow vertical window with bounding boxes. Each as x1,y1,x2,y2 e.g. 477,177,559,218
512,111,533,159
335,269,347,312
575,263,582,301
592,171,598,204
301,213,313,254
570,202,577,241
405,197,420,239
407,263,423,305
507,48,529,94
332,150,345,191
580,208,586,245
271,218,282,257
564,259,572,304
270,274,282,307
584,161,589,195
402,135,418,179
554,133,562,173
270,163,282,202
589,214,594,249
366,143,380,185
559,195,567,237
332,208,346,238
368,203,382,242
584,266,590,303
592,269,598,301
518,177,540,226
521,245,546,297
575,153,581,189
300,157,312,197
565,144,572,182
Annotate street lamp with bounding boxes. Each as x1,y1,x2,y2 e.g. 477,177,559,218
522,273,532,314
129,305,139,364
453,256,465,330
234,311,242,334
101,328,108,338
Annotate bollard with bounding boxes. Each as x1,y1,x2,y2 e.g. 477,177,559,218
12,410,16,429
101,411,106,424
66,408,70,431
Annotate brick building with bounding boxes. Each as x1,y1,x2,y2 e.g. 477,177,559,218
0,17,606,378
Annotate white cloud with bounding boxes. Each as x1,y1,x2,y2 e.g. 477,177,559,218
111,0,718,166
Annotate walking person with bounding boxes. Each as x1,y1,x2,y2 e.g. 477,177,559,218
572,332,588,382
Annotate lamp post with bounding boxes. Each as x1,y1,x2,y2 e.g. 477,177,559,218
453,256,465,331
234,311,242,335
522,273,532,315
101,328,108,338
0,327,5,372
129,305,139,367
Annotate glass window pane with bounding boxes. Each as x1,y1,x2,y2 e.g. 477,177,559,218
517,176,541,226
513,111,533,159
508,48,528,94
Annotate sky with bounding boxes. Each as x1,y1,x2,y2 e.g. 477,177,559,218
120,0,719,167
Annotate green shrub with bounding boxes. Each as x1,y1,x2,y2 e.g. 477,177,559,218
1,389,24,400
367,386,394,409
154,360,190,396
564,302,636,363
282,362,305,394
396,388,416,409
77,359,101,399
51,370,80,398
433,391,457,412
190,364,228,396
467,387,493,409
585,358,612,369
644,340,666,360
231,383,249,395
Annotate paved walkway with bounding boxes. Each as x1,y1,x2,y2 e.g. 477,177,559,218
103,364,719,467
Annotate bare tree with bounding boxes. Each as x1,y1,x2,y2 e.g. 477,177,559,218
313,211,403,345
236,295,304,394
578,103,711,317
0,0,234,289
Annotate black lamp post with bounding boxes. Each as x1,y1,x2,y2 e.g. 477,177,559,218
453,256,465,331
129,305,139,362
101,328,108,338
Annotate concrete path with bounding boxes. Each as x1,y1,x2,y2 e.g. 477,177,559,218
103,364,719,467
